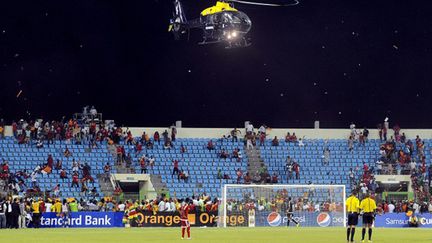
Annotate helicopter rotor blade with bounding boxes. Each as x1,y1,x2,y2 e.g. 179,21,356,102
227,0,299,7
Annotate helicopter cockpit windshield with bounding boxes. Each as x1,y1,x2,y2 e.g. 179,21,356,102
220,11,251,33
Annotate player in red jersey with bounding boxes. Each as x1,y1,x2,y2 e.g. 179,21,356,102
180,199,191,240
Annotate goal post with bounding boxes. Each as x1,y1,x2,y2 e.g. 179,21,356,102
219,184,346,228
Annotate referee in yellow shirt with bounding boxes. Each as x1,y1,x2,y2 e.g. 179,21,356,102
345,191,360,243
359,193,377,243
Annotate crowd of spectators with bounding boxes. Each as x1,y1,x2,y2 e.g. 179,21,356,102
0,192,217,229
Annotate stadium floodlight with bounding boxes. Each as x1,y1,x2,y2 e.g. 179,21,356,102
219,184,346,228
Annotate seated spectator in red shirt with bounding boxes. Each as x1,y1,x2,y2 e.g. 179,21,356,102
272,136,279,146
207,140,215,150
71,173,79,188
232,148,239,158
259,133,266,146
179,170,189,183
289,133,298,143
271,173,278,183
2,161,9,173
220,149,229,159
60,168,67,180
135,142,143,155
285,132,291,142
126,131,134,145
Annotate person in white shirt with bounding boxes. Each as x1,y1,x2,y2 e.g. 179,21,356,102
45,200,52,213
117,202,126,211
376,160,384,175
258,125,266,134
298,138,305,147
227,202,233,212
158,200,166,212
413,202,420,214
165,200,172,212
314,203,320,212
246,123,254,134
388,202,395,213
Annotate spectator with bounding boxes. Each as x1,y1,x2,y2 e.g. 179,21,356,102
80,182,88,197
11,198,20,229
271,136,279,146
104,163,111,179
285,132,290,142
180,144,187,154
53,184,61,197
259,132,266,146
271,173,278,184
171,127,177,141
246,123,254,135
220,149,229,159
322,148,330,165
71,173,79,188
140,157,147,174
363,127,369,141
164,139,173,149
64,148,72,157
348,136,354,152
172,160,180,178
230,128,241,142
135,142,143,156
217,169,223,179
359,132,365,146
153,131,160,144
162,130,169,141
18,198,26,228
146,140,154,149
293,162,300,180
60,169,67,180
244,172,251,184
36,139,43,149
236,168,243,184
207,140,215,151
376,160,384,175
148,156,155,168
55,159,62,170
298,138,305,147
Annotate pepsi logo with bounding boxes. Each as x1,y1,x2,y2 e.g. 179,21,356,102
267,212,282,227
317,212,331,227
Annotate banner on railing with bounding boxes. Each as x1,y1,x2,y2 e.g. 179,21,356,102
133,210,220,227
40,212,124,228
250,211,344,227
374,213,432,228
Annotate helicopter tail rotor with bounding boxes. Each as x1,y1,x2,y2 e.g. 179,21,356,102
169,0,188,40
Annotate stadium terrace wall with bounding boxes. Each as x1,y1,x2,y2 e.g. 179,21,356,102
5,126,431,140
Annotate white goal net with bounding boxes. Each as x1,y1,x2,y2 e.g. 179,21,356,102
219,184,346,227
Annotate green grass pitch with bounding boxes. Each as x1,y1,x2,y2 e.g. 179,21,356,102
2,227,430,243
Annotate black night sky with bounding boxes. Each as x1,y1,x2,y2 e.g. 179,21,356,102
1,0,432,128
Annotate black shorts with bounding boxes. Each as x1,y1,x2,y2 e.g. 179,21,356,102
347,213,358,226
362,213,374,225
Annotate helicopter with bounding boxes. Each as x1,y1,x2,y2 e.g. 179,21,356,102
168,0,299,49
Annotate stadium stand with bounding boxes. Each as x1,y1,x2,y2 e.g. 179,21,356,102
0,122,430,206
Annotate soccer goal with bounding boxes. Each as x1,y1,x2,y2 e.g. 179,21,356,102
219,184,346,228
